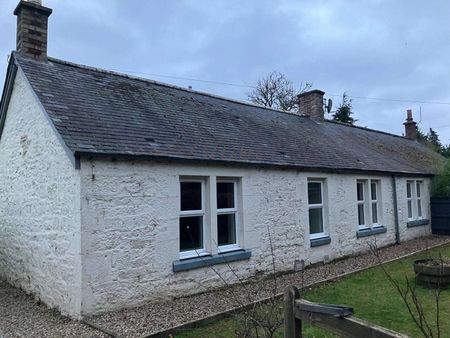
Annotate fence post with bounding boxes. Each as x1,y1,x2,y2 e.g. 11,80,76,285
284,286,302,338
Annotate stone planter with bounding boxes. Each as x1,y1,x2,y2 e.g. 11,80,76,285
414,259,450,289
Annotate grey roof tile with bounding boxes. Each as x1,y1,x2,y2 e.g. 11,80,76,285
14,53,444,175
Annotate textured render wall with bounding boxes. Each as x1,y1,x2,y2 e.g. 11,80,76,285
0,69,81,317
397,177,432,240
79,162,303,315
79,159,432,315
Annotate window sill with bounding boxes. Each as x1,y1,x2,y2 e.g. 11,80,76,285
173,250,251,272
310,236,331,247
356,226,387,238
407,219,430,228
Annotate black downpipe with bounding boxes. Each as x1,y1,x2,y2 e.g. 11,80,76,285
392,175,400,244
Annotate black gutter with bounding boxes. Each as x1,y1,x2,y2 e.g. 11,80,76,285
74,151,435,178
0,55,18,140
392,175,400,244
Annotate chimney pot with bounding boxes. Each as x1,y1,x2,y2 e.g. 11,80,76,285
297,89,325,121
14,0,52,60
403,109,417,140
406,109,413,121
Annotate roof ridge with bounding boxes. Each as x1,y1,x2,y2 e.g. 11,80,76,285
37,54,312,119
325,119,408,140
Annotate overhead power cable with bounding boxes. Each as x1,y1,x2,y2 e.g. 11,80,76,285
109,68,255,89
110,68,450,106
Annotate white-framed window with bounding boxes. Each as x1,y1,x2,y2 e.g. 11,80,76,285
357,179,381,229
179,179,207,259
407,180,424,220
179,176,242,259
407,181,413,220
308,180,326,239
357,180,366,228
371,181,380,225
217,179,240,253
417,181,423,218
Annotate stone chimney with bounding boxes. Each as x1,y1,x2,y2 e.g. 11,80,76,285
403,109,417,140
14,0,52,60
297,90,325,121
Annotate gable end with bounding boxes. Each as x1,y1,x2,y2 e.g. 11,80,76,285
0,55,76,167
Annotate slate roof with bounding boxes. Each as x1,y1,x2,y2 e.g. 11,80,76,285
8,53,445,175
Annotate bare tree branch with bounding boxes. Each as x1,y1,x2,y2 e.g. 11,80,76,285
248,71,311,113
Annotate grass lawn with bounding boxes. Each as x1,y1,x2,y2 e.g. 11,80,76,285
175,243,450,338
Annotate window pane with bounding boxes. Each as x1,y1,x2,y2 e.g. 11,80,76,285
407,182,412,198
358,204,365,226
217,182,235,209
180,182,202,211
218,214,236,246
372,203,378,224
371,182,377,201
416,182,421,198
308,182,322,205
179,216,203,251
357,182,364,201
407,200,413,219
418,200,422,217
309,208,323,234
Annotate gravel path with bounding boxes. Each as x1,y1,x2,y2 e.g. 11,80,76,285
0,281,108,338
87,235,450,338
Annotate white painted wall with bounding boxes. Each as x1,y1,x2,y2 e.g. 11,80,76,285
0,69,82,317
79,158,431,315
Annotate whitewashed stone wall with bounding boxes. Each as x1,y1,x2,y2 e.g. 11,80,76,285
0,69,81,317
79,159,431,315
397,177,432,240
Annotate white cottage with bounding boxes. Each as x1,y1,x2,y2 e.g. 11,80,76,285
0,0,444,318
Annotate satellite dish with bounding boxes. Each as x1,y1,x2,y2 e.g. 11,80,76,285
325,98,333,114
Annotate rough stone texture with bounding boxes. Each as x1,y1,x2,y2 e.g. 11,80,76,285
79,158,432,315
0,69,81,317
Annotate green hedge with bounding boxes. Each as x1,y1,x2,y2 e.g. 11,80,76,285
431,160,450,198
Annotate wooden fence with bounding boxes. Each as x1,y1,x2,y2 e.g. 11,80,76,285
283,286,409,338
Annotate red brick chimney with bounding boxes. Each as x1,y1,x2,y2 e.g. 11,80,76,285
403,109,417,140
297,90,325,121
14,0,52,60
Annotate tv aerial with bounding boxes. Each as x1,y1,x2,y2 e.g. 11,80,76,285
324,98,333,114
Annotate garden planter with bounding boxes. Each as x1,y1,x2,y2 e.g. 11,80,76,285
414,259,450,288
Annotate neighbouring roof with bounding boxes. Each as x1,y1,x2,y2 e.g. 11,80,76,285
4,52,445,175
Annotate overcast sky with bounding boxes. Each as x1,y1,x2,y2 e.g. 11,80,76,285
1,0,450,143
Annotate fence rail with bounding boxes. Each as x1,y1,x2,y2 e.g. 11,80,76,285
284,286,409,338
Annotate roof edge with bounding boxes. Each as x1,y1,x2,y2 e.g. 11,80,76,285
0,54,18,140
74,151,436,177
325,119,408,141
